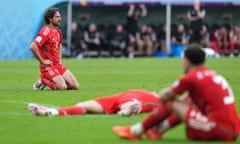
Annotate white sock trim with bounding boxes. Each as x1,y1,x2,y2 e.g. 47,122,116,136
157,120,170,132
48,108,59,116
130,123,143,135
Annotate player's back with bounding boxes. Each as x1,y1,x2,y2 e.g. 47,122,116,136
187,67,239,133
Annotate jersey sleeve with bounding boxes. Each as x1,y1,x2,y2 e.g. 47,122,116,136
33,27,49,48
171,76,191,95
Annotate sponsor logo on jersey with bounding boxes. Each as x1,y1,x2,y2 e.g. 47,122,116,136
35,36,42,42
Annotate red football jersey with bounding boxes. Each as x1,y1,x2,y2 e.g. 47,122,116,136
33,25,62,65
94,90,161,114
171,66,240,133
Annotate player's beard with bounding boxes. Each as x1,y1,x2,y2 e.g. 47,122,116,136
53,20,61,27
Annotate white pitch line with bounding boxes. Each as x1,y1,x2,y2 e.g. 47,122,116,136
0,112,32,116
0,100,29,105
0,100,60,108
0,100,59,117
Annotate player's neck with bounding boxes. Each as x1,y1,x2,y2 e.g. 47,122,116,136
48,23,57,31
188,65,203,73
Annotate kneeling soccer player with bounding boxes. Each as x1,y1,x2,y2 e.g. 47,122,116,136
30,8,79,90
112,44,240,141
28,89,162,117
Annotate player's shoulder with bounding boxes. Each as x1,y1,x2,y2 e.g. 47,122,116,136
189,67,220,82
56,27,62,33
39,25,51,36
180,67,206,82
188,66,207,76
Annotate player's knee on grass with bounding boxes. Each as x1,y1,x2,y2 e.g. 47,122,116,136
52,75,68,90
56,82,67,90
68,81,79,90
62,71,79,90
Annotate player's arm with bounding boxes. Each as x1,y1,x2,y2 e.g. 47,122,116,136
127,4,135,17
159,76,189,102
140,4,147,17
59,44,62,64
158,88,176,102
29,42,52,65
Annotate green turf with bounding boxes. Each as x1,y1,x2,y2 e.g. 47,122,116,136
0,58,239,144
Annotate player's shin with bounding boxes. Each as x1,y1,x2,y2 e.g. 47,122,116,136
156,113,182,133
57,106,85,116
41,77,57,90
131,101,171,136
145,113,182,140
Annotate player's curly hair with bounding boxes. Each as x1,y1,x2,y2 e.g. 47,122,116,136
184,44,206,65
44,7,59,24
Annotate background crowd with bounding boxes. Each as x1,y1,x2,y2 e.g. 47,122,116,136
69,2,240,58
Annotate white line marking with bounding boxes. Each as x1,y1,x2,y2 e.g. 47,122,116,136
0,100,60,108
0,100,29,105
0,112,32,116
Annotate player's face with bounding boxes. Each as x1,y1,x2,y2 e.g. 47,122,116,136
51,11,61,27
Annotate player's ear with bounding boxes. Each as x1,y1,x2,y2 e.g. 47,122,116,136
49,18,53,23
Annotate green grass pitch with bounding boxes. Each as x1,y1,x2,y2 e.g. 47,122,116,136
0,58,239,144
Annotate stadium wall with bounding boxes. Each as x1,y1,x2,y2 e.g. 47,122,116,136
0,0,66,60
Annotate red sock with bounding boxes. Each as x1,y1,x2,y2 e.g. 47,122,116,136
142,101,171,131
57,106,85,116
167,113,181,127
41,78,56,90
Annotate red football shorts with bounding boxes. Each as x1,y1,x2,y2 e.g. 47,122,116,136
94,95,120,114
39,64,68,80
186,108,237,141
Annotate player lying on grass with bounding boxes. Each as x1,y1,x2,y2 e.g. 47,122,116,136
28,89,163,117
113,44,240,141
30,7,79,90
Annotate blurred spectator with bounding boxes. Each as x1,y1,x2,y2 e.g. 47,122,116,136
79,23,102,58
147,25,157,54
187,0,206,43
70,22,82,57
156,24,167,52
200,24,210,48
108,24,127,57
211,25,232,56
171,24,189,45
229,25,240,57
126,4,147,58
136,24,154,56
